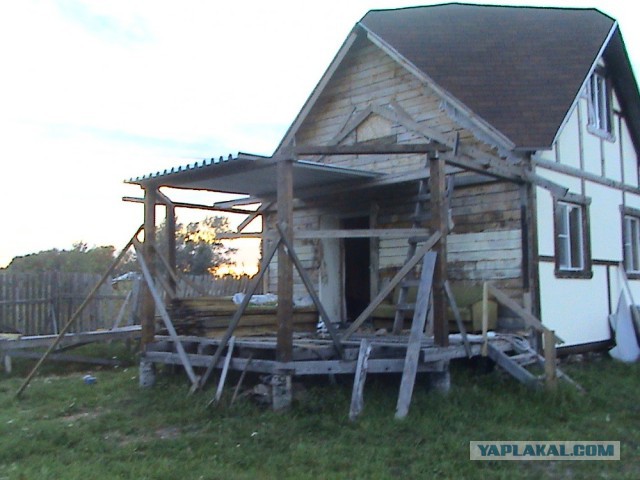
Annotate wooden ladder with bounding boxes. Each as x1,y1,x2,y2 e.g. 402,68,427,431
392,178,453,334
487,336,583,391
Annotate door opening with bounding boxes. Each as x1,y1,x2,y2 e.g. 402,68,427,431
342,216,371,322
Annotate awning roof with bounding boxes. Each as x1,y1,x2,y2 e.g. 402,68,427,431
126,152,382,197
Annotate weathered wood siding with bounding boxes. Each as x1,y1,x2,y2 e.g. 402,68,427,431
263,35,525,321
295,36,498,174
377,181,523,296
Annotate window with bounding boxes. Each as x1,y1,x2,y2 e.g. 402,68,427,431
554,196,592,278
587,70,612,136
623,208,640,277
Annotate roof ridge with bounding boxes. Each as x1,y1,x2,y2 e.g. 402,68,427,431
361,3,613,22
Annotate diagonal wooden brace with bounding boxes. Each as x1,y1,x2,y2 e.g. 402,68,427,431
276,222,344,358
134,240,200,389
343,231,441,340
198,234,283,391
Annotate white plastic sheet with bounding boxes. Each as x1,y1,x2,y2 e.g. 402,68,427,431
609,292,640,362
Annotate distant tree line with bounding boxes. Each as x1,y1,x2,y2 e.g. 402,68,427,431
2,216,236,276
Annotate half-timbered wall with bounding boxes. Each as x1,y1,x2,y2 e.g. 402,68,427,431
534,59,640,346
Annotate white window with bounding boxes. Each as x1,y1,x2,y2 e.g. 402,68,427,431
587,71,612,135
557,202,585,271
624,215,640,273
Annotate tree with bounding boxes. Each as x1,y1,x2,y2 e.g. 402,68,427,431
156,215,236,275
4,243,117,274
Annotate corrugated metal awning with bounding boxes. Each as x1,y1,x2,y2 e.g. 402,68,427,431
126,152,381,197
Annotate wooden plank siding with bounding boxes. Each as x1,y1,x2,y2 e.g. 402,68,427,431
260,36,525,321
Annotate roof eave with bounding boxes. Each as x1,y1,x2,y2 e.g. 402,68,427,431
549,21,619,148
273,28,360,156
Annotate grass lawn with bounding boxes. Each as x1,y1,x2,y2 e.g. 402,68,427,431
0,345,638,479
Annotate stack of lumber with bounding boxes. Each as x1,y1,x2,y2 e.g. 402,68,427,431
166,296,318,337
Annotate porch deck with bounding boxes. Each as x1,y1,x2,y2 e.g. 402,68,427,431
142,331,512,377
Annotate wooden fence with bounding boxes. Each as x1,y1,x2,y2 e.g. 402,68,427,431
0,272,129,335
0,272,255,336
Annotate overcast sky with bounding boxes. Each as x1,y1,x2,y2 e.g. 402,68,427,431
1,0,638,269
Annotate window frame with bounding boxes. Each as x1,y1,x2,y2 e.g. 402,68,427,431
622,206,640,279
553,194,592,279
586,68,614,140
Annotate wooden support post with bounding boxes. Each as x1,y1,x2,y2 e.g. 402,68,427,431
349,339,372,421
198,236,282,390
142,187,157,347
429,153,448,346
543,329,558,390
276,223,343,357
134,241,200,389
275,157,294,411
481,282,490,357
209,336,235,407
165,198,177,294
3,354,12,374
277,158,294,364
444,280,471,357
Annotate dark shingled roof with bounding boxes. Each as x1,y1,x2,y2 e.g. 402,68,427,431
360,3,616,150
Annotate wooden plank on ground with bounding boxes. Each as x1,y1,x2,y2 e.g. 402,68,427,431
395,253,436,420
486,344,539,388
349,339,372,421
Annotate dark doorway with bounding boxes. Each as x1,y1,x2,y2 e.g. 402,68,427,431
342,216,370,322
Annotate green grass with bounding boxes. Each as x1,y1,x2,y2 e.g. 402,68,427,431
0,348,638,479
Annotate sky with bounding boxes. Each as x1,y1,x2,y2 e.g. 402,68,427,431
1,0,639,270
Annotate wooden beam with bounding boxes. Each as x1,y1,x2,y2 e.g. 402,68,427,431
216,228,432,240
134,241,200,389
396,253,436,419
276,223,343,357
543,329,557,390
349,339,372,421
534,157,640,196
123,196,254,216
342,231,441,340
214,196,266,209
487,283,564,343
237,202,271,233
430,154,448,347
522,170,569,198
274,31,359,153
158,192,177,293
481,282,490,357
444,280,471,357
197,235,282,390
141,187,157,347
277,158,294,364
15,227,142,398
295,144,449,156
297,228,432,239
210,336,235,406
